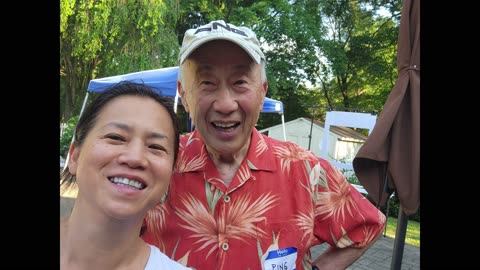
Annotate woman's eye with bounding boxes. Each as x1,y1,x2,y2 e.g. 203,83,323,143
149,144,167,152
106,134,125,141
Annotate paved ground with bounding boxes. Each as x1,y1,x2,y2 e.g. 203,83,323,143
310,236,419,270
61,194,419,269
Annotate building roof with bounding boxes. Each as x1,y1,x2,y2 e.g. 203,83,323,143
259,117,370,142
300,117,368,142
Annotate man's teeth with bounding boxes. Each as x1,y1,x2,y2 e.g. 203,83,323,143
214,122,236,128
109,177,145,189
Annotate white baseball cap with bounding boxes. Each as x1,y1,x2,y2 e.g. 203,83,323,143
178,20,265,65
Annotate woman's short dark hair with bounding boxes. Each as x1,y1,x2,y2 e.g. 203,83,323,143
60,81,180,193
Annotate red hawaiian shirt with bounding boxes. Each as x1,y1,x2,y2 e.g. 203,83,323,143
142,128,386,270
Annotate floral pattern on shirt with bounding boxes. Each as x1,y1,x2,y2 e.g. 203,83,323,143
143,129,386,270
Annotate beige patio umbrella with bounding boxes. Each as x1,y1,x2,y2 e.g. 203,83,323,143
352,0,419,268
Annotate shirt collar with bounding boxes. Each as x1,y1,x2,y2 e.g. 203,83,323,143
179,128,277,173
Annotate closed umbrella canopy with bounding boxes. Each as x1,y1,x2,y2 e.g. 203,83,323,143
352,0,420,216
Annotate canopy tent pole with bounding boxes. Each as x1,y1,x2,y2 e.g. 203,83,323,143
77,92,90,121
62,92,89,171
281,113,286,141
174,87,179,113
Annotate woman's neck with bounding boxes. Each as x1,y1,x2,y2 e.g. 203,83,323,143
60,202,149,270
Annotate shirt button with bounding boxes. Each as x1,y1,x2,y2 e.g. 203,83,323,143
221,242,229,251
224,195,231,203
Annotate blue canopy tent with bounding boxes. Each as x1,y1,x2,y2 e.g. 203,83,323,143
83,66,286,139
63,66,286,170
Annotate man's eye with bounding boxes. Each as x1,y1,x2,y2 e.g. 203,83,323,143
201,81,213,85
235,80,247,85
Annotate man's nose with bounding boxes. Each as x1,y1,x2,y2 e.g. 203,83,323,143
213,87,238,114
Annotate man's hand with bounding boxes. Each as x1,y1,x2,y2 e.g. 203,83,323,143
311,227,384,269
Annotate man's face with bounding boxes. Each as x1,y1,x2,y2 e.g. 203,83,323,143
180,40,267,157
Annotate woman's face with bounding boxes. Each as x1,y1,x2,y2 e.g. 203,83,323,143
68,95,176,220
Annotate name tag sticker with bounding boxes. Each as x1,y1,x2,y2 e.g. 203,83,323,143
264,247,297,270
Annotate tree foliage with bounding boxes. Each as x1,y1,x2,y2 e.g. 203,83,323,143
60,0,403,130
314,0,401,111
60,0,179,121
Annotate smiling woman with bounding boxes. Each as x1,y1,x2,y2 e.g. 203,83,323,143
59,81,191,270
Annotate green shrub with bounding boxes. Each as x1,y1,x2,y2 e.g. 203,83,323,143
342,169,361,185
383,195,420,222
342,169,420,223
363,192,420,222
60,115,79,158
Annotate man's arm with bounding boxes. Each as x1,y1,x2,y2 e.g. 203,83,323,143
311,226,384,270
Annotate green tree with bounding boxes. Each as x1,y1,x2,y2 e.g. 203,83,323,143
316,0,402,111
60,115,79,158
60,0,403,130
60,0,179,121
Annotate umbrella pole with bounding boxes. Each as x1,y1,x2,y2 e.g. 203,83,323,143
391,205,408,270
384,196,390,237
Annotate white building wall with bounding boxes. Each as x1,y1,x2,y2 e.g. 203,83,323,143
259,118,364,164
335,140,364,162
285,119,315,153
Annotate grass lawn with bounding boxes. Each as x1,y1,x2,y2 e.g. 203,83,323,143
384,217,420,247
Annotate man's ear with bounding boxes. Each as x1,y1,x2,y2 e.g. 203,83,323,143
178,81,190,113
68,143,79,176
263,80,268,96
260,81,268,108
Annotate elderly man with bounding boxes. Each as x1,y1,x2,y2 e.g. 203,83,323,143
142,20,385,270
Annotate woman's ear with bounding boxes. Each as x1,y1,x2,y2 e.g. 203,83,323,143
68,144,79,176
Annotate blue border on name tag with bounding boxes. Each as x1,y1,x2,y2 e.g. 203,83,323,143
265,247,298,260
